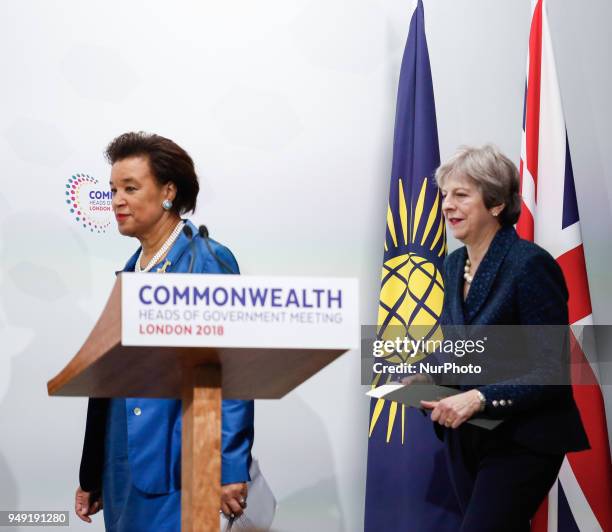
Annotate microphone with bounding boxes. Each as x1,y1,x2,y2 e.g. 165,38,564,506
183,225,197,273
198,225,209,239
198,225,236,274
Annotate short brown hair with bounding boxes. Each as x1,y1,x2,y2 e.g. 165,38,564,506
105,131,199,215
435,144,521,226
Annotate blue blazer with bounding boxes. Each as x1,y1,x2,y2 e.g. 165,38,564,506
80,220,254,494
439,225,588,454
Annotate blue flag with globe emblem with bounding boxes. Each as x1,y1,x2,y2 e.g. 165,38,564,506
364,2,462,530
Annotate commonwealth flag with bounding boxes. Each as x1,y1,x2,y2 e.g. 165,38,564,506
364,2,461,530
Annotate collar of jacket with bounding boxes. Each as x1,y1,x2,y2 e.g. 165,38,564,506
116,219,197,275
449,224,518,324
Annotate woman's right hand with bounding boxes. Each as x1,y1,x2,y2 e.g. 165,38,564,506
75,486,102,523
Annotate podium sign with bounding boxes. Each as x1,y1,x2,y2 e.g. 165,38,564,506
121,273,359,349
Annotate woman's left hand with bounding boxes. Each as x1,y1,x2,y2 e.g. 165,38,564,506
221,482,248,519
421,389,482,429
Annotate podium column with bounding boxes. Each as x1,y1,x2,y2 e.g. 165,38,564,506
181,365,221,532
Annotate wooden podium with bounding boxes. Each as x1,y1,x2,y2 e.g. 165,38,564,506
48,274,358,531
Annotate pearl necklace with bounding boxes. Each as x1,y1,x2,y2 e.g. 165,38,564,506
135,220,185,273
463,257,474,284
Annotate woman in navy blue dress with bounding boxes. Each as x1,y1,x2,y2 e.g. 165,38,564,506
415,145,589,531
74,132,254,531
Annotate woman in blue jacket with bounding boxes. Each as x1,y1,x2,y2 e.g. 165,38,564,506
418,145,589,531
74,132,254,530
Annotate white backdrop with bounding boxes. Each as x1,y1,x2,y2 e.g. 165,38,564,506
0,1,610,530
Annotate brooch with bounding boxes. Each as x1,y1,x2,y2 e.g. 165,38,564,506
158,260,172,273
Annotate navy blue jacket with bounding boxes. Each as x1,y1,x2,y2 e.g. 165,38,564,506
439,225,588,454
79,220,254,494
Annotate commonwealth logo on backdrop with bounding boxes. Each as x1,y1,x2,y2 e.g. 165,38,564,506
64,173,112,233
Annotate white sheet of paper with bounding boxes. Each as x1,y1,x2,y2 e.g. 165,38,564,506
220,459,276,531
365,383,404,399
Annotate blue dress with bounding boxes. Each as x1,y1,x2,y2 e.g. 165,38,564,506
82,220,254,531
103,399,181,531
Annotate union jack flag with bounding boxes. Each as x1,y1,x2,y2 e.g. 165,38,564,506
518,1,612,530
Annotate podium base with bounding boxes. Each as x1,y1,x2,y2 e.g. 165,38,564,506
182,365,221,532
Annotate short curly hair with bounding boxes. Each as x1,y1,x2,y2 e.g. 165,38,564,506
105,131,199,215
435,144,521,226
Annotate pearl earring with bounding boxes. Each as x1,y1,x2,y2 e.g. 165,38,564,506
162,199,173,210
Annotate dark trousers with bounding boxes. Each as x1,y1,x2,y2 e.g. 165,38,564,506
444,425,564,532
